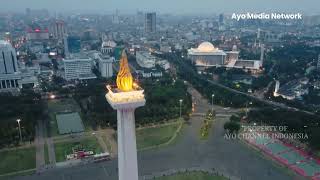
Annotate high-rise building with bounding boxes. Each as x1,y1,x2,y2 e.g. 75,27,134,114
98,55,114,78
144,12,156,33
0,40,18,74
112,9,120,24
219,13,224,25
63,54,96,80
67,36,81,53
0,40,20,91
135,11,144,24
50,20,67,40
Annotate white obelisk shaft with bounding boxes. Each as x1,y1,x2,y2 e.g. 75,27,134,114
117,108,138,180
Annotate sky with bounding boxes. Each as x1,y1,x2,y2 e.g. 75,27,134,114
0,0,319,15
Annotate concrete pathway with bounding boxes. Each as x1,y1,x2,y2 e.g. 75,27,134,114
35,120,45,172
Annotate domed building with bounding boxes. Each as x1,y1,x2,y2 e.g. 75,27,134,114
188,41,227,67
188,42,264,73
101,40,117,54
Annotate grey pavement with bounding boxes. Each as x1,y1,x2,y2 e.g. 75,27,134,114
46,137,56,165
12,86,305,180
35,120,45,171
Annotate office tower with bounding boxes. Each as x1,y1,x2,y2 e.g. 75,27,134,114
219,13,224,25
67,36,81,53
144,12,156,33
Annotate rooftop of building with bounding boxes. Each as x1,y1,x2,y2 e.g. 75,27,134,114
0,40,13,49
63,53,92,61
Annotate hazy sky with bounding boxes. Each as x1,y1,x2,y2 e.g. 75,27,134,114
1,0,319,15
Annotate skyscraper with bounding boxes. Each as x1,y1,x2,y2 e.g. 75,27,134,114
144,12,156,33
51,20,67,40
0,40,18,74
67,36,81,53
219,13,224,25
0,40,20,91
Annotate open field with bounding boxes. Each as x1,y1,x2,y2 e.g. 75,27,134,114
155,171,228,180
54,136,103,162
136,122,181,150
0,147,36,175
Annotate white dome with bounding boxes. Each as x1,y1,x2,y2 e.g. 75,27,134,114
197,42,216,52
232,45,237,51
102,40,117,48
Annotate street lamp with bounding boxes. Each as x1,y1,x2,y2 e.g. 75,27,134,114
179,99,183,118
16,119,22,143
211,94,215,112
246,102,252,117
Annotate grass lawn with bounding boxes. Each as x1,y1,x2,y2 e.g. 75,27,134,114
54,136,103,162
136,122,181,150
49,114,59,137
0,169,35,180
155,172,227,180
0,147,36,175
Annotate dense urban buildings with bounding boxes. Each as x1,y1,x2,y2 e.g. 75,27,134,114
0,1,320,180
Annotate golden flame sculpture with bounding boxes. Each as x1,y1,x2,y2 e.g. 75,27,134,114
116,50,133,92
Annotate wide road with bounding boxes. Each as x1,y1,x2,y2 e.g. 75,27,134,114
207,79,316,115
13,86,304,180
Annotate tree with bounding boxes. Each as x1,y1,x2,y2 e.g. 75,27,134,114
224,121,241,134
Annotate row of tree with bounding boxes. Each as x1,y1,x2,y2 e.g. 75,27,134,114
73,75,192,130
0,90,44,147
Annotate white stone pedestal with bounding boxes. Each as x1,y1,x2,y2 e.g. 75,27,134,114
117,108,138,180
106,89,145,180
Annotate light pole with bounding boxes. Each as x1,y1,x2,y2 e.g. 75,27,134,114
246,102,252,117
179,99,183,118
17,119,22,143
211,94,215,112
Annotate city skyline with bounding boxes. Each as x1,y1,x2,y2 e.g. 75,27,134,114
1,0,320,15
